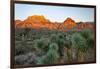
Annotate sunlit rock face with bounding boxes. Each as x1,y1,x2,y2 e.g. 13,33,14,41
15,15,94,31
63,17,76,29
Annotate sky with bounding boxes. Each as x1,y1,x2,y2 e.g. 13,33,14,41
15,3,95,22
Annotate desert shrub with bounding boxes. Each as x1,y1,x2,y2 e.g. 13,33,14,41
71,33,87,62
15,52,37,65
64,34,72,62
50,32,68,57
37,43,59,64
50,34,57,43
71,33,86,52
80,29,92,39
15,40,35,56
15,41,28,55
49,42,59,51
80,29,94,49
87,35,94,48
64,34,72,49
57,33,66,57
15,35,22,41
34,38,50,56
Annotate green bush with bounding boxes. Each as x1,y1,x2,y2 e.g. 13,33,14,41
71,33,87,62
87,34,94,48
15,41,28,55
15,40,35,56
64,34,72,49
80,29,94,49
34,38,50,56
37,43,59,64
15,28,95,64
71,33,86,52
80,29,91,39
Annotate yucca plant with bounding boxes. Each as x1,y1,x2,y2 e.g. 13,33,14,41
50,33,72,63
37,43,59,64
71,33,86,62
64,34,72,63
34,38,50,56
87,34,94,49
80,29,94,59
80,29,94,49
80,29,91,39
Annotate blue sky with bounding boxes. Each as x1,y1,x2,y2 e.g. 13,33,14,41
15,4,94,22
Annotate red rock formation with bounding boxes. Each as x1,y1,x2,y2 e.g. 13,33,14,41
15,20,22,28
15,15,94,31
64,17,76,29
77,22,94,30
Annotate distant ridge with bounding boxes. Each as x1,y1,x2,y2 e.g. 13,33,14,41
15,15,94,31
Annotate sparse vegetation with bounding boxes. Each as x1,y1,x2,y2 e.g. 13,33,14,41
15,28,95,65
